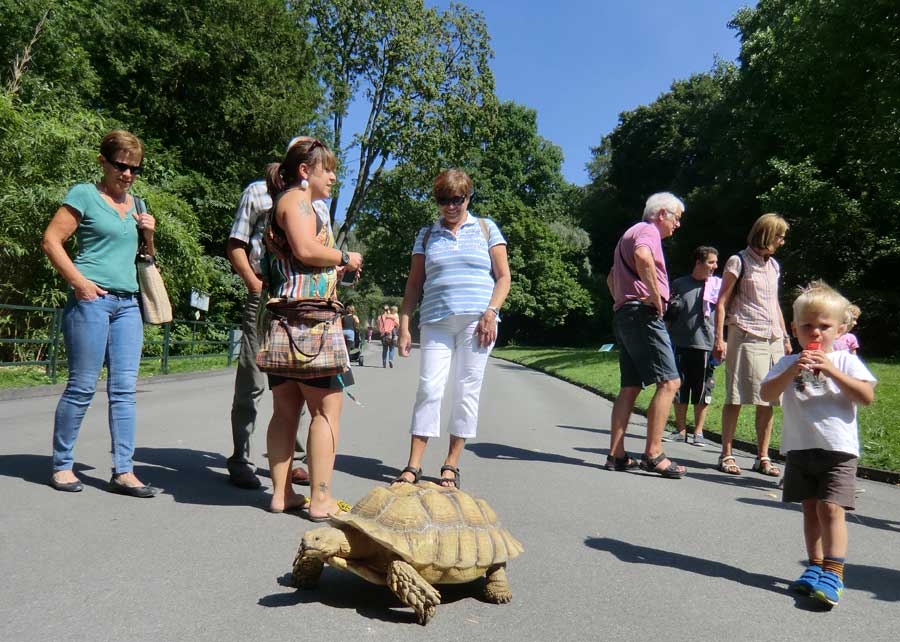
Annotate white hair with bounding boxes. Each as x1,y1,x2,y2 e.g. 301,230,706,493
642,192,685,222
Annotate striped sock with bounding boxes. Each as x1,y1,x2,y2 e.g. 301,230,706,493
823,557,845,581
810,558,823,568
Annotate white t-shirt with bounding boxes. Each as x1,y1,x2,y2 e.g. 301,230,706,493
763,351,877,457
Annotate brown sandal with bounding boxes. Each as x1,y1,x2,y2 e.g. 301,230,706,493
752,456,781,477
717,455,742,475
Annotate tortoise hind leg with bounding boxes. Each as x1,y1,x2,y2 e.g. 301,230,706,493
387,560,441,625
292,548,325,589
484,564,512,603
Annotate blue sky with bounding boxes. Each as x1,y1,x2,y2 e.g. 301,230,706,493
337,0,753,209
467,0,753,185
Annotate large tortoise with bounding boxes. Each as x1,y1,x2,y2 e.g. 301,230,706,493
292,481,524,625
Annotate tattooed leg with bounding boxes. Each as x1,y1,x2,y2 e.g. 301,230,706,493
300,383,342,518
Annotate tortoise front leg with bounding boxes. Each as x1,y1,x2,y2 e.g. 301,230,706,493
387,560,441,625
291,547,325,589
484,564,512,603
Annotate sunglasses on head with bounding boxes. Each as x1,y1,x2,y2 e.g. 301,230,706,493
103,155,143,175
436,195,467,207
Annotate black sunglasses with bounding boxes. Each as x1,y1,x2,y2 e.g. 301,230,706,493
103,155,143,176
435,195,467,207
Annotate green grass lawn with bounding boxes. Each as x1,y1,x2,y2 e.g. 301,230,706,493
494,346,899,472
0,356,234,390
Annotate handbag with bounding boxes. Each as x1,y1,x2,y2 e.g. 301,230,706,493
134,197,173,324
256,297,349,379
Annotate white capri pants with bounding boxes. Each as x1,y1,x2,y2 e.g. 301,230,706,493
410,314,494,439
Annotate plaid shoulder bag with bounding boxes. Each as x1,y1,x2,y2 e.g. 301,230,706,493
256,297,349,379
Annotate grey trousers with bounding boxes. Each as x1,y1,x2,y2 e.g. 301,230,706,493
228,292,306,471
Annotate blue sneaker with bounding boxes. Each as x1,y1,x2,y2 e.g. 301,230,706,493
790,565,821,595
812,570,844,607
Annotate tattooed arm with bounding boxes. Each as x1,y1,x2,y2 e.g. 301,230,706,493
278,194,364,268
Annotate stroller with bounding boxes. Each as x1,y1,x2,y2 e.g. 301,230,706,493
345,331,365,367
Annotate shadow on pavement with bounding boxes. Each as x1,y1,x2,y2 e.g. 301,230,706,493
258,569,482,623
584,537,800,600
0,454,110,491
467,442,606,471
738,496,900,535
557,423,645,439
131,446,265,508
334,453,397,484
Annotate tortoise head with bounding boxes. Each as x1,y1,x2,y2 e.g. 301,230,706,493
300,526,351,560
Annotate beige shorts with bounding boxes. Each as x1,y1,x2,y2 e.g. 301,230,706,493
724,326,784,405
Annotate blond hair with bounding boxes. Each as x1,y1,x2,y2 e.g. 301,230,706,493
844,304,861,331
792,280,853,325
747,213,788,250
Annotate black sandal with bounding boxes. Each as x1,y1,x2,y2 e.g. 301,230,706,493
604,454,639,471
439,465,461,488
639,452,685,479
390,466,421,485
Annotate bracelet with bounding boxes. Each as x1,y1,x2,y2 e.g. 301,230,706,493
485,306,501,320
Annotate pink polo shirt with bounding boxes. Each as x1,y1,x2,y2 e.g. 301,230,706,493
611,221,669,311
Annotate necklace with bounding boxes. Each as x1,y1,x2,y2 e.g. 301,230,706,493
97,182,127,204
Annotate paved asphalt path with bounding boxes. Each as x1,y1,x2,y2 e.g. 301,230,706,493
2,343,899,642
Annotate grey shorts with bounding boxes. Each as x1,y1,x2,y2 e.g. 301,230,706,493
613,303,680,388
782,449,858,510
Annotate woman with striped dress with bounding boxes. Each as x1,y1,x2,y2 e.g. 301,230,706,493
261,139,362,518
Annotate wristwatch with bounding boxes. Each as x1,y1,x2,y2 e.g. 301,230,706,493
340,250,350,266
485,305,501,321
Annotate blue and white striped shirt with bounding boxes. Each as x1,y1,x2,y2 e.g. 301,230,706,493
413,213,506,326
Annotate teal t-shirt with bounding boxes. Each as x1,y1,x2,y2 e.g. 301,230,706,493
63,183,140,293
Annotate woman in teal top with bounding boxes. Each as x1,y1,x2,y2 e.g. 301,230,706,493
42,130,159,498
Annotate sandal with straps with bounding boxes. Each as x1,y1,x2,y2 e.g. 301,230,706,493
717,455,742,475
751,456,781,477
390,466,421,485
604,454,640,471
639,452,685,479
439,465,461,488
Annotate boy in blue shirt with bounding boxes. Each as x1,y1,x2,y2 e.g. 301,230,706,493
760,281,876,608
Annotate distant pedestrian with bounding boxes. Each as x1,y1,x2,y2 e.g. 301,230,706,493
377,305,397,368
760,281,876,608
832,305,861,354
42,130,158,497
391,169,510,488
663,246,720,446
605,192,686,478
713,213,791,477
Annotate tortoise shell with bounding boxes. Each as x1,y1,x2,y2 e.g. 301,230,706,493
331,481,523,576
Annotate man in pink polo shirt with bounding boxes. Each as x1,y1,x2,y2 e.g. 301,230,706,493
604,192,686,478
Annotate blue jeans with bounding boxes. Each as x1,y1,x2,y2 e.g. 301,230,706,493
52,293,143,473
382,340,396,366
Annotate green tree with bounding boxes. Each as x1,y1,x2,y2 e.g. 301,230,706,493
307,0,496,245
356,101,593,342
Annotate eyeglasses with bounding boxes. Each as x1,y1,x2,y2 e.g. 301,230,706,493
103,155,143,176
436,195,467,207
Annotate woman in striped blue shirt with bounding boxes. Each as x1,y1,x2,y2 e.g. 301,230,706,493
391,169,511,488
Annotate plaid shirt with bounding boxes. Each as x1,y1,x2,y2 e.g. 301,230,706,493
229,181,330,276
724,247,784,340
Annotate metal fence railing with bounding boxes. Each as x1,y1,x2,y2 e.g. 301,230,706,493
1,303,240,384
